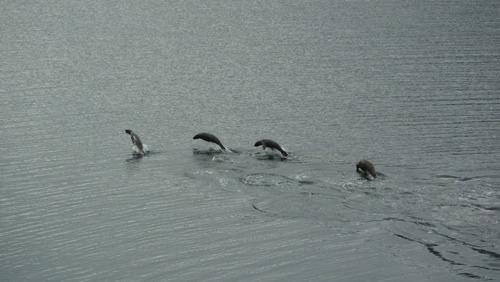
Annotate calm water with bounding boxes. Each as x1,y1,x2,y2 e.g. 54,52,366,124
1,1,500,281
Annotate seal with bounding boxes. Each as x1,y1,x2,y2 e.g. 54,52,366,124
254,139,288,157
193,132,227,151
356,160,377,180
125,129,145,155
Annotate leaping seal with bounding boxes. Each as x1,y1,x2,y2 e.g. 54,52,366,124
254,139,288,157
125,129,145,155
356,160,377,180
193,132,227,151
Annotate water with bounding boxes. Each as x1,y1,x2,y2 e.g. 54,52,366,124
1,1,499,281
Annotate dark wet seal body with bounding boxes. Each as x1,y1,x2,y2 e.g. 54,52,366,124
254,139,288,157
193,132,226,151
356,160,377,180
125,129,144,154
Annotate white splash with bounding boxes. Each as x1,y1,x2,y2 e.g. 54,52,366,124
132,144,150,155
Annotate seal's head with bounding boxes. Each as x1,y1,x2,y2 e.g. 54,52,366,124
125,129,132,135
254,141,262,147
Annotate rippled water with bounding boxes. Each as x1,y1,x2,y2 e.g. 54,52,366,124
2,1,500,281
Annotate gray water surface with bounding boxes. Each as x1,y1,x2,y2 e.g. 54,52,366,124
2,1,500,281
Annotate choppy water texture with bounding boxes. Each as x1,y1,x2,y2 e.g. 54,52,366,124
1,1,500,281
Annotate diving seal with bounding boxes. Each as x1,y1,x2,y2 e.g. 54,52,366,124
356,160,377,180
254,139,288,157
125,129,145,155
193,132,227,151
